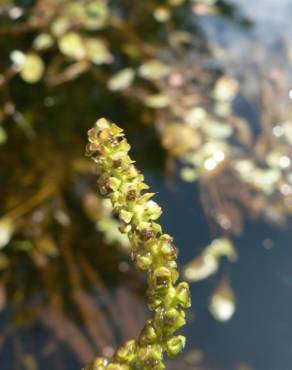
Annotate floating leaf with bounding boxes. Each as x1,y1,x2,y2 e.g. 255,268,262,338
107,68,135,91
209,278,235,322
184,238,236,282
214,101,232,118
154,7,171,22
206,238,237,261
144,94,170,108
10,49,26,66
184,253,218,282
185,107,207,128
162,124,201,156
201,120,233,139
235,161,281,194
51,17,70,36
83,2,109,30
33,33,54,50
85,38,113,65
58,32,86,60
19,54,45,83
139,60,171,80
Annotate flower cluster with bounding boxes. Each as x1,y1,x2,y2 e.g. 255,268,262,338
84,118,191,370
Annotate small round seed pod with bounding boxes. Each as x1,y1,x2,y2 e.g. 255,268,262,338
135,252,153,270
166,335,186,358
175,282,191,308
138,345,163,368
139,320,158,345
114,340,138,364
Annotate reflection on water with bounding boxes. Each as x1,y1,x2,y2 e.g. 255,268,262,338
1,0,292,369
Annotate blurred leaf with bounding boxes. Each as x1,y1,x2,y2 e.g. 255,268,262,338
20,54,45,83
33,33,54,50
85,38,113,65
144,94,170,108
201,120,233,139
139,60,171,80
107,68,135,91
58,32,86,59
184,253,218,282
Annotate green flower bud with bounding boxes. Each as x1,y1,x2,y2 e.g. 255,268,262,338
106,177,122,192
99,127,113,142
152,363,166,370
138,345,163,367
95,117,110,131
160,237,177,260
115,139,131,153
110,123,124,137
119,224,132,233
175,282,191,308
138,181,150,191
147,294,163,311
145,200,162,220
152,266,171,290
162,308,186,331
166,335,186,358
136,222,155,241
152,222,162,234
139,192,155,202
139,320,157,344
136,253,152,270
119,209,133,224
115,340,137,363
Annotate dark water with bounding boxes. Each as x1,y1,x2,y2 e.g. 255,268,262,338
147,171,292,370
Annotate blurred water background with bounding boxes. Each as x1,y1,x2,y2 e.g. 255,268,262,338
1,1,292,370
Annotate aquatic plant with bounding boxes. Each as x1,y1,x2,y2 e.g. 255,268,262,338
84,118,191,370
